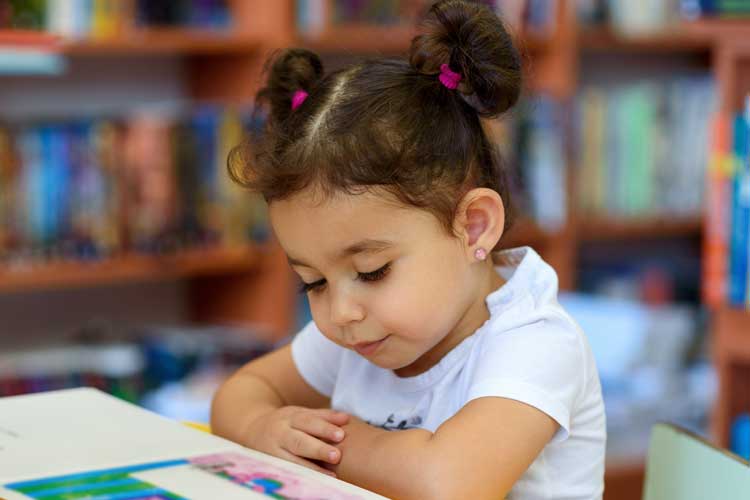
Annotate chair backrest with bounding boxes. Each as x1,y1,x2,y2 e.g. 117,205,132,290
643,423,750,500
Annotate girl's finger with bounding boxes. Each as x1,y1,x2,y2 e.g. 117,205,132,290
276,448,337,478
290,414,346,443
282,429,342,465
311,408,350,425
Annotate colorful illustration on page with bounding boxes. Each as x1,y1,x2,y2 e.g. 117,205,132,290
4,459,188,500
190,452,365,500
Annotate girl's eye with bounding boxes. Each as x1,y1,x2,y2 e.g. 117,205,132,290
358,263,391,283
298,263,391,295
298,278,326,295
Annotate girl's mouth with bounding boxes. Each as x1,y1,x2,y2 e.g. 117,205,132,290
353,336,389,356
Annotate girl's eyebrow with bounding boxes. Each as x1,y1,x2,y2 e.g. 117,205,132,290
287,238,394,268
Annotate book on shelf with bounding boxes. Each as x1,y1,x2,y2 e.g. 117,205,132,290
517,94,567,232
2,0,231,39
702,95,750,309
483,94,567,233
578,0,750,31
0,323,275,401
702,112,732,307
0,388,387,500
575,77,715,220
0,106,267,264
681,0,750,18
728,112,750,307
295,0,557,37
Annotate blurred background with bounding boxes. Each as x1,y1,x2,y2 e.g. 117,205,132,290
0,0,749,498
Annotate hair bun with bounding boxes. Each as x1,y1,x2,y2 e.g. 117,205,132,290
257,48,324,126
409,0,522,117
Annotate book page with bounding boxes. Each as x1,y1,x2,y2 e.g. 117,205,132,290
0,388,388,499
0,388,237,482
0,452,383,500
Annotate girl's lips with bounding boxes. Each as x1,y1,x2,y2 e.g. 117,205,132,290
353,336,388,356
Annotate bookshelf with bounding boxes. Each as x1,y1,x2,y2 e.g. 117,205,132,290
0,1,299,340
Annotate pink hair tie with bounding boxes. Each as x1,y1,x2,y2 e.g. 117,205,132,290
291,89,308,110
439,64,462,90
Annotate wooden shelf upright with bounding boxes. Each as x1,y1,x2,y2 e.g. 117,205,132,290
706,25,750,451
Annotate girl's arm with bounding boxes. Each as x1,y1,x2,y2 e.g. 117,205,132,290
331,397,558,500
211,344,350,475
211,344,330,442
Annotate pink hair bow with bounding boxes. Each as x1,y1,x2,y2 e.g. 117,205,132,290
291,90,309,110
439,64,462,90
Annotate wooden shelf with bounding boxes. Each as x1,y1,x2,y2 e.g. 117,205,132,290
0,29,264,56
711,307,750,446
578,216,703,241
579,26,713,53
61,29,263,56
9,19,744,59
0,245,263,293
297,24,417,54
604,460,645,500
501,218,558,249
0,29,62,48
681,18,750,46
714,307,750,363
580,19,750,53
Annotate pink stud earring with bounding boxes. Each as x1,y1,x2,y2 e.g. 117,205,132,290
474,248,488,261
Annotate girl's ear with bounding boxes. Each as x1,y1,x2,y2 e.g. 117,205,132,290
454,188,505,258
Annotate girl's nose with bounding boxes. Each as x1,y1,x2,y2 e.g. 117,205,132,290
329,288,365,326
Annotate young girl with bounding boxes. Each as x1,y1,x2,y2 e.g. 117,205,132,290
211,1,606,498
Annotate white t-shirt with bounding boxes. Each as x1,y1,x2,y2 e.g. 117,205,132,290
291,246,606,500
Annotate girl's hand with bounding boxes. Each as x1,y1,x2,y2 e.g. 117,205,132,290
245,406,350,476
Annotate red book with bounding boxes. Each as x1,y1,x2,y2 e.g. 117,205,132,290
0,29,61,50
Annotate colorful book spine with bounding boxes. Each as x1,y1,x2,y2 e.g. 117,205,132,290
728,113,750,306
35,0,228,37
0,107,266,263
682,0,750,17
576,78,715,219
702,112,732,307
298,0,555,33
526,95,566,232
744,96,750,307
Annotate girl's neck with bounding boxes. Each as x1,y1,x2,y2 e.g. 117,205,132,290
394,258,505,378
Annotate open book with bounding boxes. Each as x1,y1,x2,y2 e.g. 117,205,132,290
0,388,388,500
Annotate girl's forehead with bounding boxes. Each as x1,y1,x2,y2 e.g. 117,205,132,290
269,189,441,254
270,188,411,224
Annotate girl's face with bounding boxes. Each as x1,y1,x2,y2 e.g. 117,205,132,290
269,187,495,377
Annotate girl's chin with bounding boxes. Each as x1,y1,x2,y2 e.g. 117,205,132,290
367,354,412,371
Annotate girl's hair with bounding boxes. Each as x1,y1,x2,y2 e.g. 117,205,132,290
229,0,522,249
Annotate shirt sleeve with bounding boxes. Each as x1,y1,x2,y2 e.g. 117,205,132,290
290,321,345,398
465,314,586,443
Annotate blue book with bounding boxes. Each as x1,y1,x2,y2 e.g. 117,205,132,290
19,128,44,248
728,113,750,306
744,95,750,307
191,107,220,239
48,125,71,246
39,125,57,247
0,49,66,76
